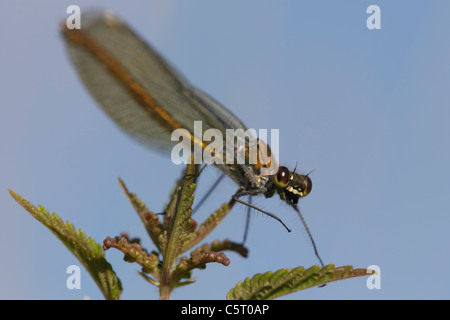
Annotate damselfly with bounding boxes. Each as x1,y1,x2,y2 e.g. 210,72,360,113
62,10,325,267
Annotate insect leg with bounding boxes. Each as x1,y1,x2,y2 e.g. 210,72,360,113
192,172,226,215
232,190,291,233
241,196,252,244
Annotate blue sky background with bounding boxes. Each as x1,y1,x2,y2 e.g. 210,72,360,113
1,0,449,300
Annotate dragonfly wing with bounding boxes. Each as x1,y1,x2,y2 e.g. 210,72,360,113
63,10,247,155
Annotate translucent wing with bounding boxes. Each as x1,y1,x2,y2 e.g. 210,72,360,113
62,10,247,154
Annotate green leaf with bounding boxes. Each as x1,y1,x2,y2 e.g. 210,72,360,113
227,264,374,300
159,163,198,299
162,163,197,268
9,190,122,300
138,271,161,286
118,178,164,251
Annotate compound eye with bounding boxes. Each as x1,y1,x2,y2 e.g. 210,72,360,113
303,175,312,196
274,166,290,188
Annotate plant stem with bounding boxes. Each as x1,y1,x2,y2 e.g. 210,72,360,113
159,271,171,300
